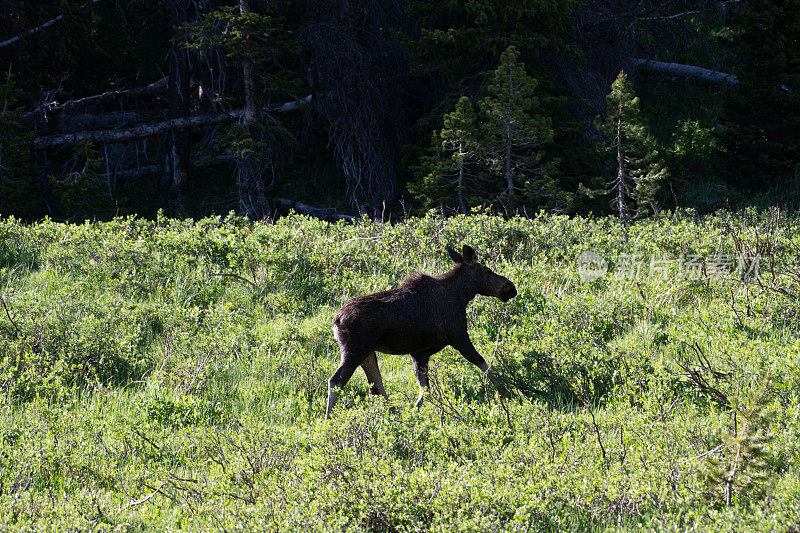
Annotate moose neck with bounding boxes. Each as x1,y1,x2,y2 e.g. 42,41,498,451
438,264,479,309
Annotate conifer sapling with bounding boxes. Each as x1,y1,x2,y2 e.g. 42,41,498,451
596,71,668,219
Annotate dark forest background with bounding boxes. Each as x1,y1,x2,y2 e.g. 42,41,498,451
1,0,798,222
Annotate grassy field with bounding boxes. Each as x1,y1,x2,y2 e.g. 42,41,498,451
0,209,799,531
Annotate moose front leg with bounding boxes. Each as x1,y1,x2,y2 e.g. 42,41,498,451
451,337,490,373
451,337,506,394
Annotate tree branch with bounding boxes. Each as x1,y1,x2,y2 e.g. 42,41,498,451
634,1,743,22
0,294,22,337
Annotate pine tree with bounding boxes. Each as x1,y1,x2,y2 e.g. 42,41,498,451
409,96,480,214
186,2,299,219
479,46,555,211
705,379,775,506
596,71,668,219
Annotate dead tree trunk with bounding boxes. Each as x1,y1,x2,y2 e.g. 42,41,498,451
632,59,738,85
614,114,630,221
236,0,271,220
197,51,215,114
306,0,407,210
168,0,192,203
503,117,514,210
456,146,467,215
32,97,311,149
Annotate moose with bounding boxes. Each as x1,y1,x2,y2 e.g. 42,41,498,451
325,244,517,419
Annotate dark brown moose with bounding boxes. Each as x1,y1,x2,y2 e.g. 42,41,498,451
326,245,517,418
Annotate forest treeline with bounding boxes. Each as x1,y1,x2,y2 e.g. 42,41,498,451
0,0,798,221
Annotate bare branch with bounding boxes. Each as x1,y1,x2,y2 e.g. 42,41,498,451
0,294,22,337
123,482,168,509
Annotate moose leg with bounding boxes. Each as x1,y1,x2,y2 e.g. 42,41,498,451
411,350,436,408
450,337,489,373
360,352,387,398
413,360,429,408
451,337,509,397
326,358,361,419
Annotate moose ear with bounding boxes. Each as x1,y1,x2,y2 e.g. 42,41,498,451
446,246,464,264
461,245,476,264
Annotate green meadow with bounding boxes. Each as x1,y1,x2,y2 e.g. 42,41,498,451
0,210,799,531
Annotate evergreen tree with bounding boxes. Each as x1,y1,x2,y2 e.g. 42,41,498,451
705,379,775,506
479,46,555,211
596,71,668,219
186,2,300,219
720,0,800,190
404,1,579,213
409,96,480,214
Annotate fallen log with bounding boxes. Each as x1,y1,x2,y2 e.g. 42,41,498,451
21,79,168,125
34,110,242,149
0,0,104,50
33,95,312,149
632,58,738,85
273,198,355,222
46,78,168,113
60,110,154,131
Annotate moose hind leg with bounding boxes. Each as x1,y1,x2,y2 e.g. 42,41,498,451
326,358,360,419
361,352,387,398
411,352,433,408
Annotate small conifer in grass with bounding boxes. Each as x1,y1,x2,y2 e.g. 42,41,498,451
704,377,775,506
409,96,480,214
596,70,668,220
409,47,561,214
480,46,555,211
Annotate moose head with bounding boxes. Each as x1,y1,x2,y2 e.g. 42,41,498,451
446,245,517,302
